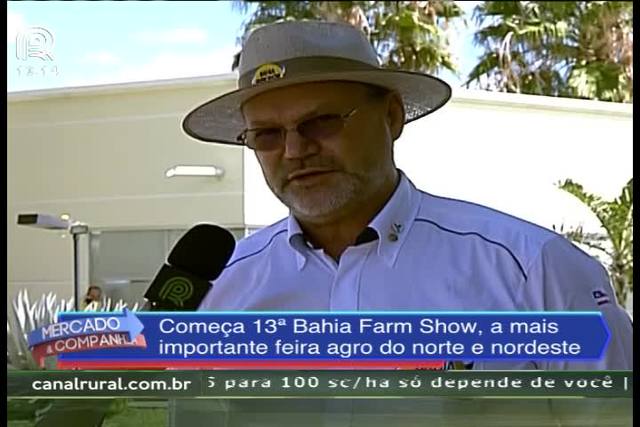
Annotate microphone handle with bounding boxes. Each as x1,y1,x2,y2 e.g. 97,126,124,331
141,300,154,311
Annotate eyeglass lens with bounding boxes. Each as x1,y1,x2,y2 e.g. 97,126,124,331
247,114,347,151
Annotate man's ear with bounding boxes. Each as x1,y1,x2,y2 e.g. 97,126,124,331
386,92,405,141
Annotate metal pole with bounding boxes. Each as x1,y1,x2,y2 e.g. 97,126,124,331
70,224,89,311
73,232,80,311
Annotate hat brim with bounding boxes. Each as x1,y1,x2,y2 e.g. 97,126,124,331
182,69,452,145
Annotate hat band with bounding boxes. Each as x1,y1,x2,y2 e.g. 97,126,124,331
239,56,380,89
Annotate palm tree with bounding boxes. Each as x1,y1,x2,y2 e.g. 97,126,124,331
556,178,633,307
231,1,465,74
467,1,632,102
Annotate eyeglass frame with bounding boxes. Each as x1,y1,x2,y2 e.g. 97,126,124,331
236,106,362,151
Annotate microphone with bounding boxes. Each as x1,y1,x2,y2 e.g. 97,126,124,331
143,224,236,311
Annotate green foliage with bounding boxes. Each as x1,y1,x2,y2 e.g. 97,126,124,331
7,399,130,426
232,1,632,102
468,1,633,102
556,178,633,306
231,1,465,74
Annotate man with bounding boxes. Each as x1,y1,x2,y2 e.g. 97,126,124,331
183,21,632,370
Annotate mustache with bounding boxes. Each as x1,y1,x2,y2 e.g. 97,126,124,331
281,158,343,177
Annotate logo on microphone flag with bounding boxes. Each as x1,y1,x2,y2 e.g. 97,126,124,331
159,277,194,307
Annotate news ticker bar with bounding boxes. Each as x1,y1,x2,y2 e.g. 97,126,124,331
7,371,632,399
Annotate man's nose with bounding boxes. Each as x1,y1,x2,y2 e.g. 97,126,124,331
282,128,320,159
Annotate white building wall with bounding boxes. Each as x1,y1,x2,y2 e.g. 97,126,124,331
7,76,243,305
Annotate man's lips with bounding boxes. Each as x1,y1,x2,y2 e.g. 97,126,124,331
287,168,335,182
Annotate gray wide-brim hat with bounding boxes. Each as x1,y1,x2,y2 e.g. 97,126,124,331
182,20,452,145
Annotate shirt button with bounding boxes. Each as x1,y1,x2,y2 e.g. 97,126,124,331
388,233,398,242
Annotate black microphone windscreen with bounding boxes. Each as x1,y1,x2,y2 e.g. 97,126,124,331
167,223,236,280
143,224,236,311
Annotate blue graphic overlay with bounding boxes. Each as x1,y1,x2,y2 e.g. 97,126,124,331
57,312,610,363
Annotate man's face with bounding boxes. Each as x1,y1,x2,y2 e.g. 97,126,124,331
241,81,398,223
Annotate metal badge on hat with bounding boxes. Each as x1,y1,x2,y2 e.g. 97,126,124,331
251,63,286,85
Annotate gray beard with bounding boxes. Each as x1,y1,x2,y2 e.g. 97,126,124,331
280,177,361,217
276,173,380,219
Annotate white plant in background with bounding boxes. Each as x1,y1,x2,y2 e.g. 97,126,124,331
7,288,139,370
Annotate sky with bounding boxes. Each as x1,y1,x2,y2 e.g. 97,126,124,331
7,1,483,93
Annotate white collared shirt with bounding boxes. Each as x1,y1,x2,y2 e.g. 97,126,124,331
199,172,632,370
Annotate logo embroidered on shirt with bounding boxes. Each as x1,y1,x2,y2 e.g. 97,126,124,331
388,223,403,241
592,290,610,305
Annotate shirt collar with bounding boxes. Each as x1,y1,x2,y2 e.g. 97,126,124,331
286,170,421,269
287,215,310,270
367,170,421,267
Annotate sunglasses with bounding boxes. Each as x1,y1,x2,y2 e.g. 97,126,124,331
237,107,360,152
